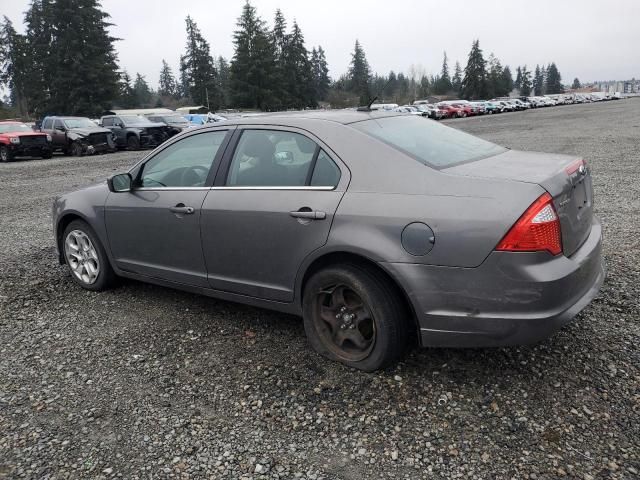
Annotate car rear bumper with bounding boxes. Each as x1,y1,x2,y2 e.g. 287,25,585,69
382,217,604,348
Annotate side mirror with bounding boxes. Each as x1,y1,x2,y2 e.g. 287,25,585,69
107,173,132,193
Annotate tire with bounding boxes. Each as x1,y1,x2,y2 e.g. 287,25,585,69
302,263,410,371
0,145,13,162
62,219,116,291
42,151,52,159
70,142,83,157
127,135,140,150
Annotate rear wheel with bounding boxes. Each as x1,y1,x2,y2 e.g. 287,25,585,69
1,145,13,162
303,264,410,371
42,150,52,159
63,220,116,291
127,135,140,150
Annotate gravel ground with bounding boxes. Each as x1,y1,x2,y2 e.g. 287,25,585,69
1,100,639,479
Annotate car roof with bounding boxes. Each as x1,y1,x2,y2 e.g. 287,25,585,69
214,110,406,126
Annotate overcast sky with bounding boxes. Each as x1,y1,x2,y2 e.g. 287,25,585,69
3,0,639,87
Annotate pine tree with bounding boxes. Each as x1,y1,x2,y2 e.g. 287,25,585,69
314,46,330,101
283,21,313,108
514,66,523,91
418,75,430,98
118,71,136,108
545,62,564,94
133,73,152,107
501,66,514,95
349,40,371,105
180,16,219,109
520,65,532,96
452,61,462,95
158,59,178,98
217,56,230,108
0,17,32,116
461,40,487,100
486,54,503,98
16,0,121,116
571,77,581,89
270,8,288,109
533,64,545,96
230,1,276,110
434,51,452,94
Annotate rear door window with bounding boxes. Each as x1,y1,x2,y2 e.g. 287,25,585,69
42,118,53,130
102,117,113,127
310,150,341,187
227,130,317,187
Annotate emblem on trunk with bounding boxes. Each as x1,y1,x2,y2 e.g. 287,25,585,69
578,164,586,175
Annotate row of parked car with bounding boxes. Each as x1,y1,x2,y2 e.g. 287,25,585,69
372,92,623,120
0,112,228,162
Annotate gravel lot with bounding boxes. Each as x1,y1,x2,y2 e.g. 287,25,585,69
1,100,639,479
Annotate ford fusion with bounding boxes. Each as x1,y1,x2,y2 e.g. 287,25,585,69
52,111,604,371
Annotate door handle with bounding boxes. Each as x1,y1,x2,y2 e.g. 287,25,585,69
289,210,326,220
169,205,195,214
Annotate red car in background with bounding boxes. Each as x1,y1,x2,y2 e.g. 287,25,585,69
437,104,464,118
451,103,477,117
0,121,53,162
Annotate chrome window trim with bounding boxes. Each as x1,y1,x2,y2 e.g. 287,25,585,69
132,186,336,192
210,186,336,191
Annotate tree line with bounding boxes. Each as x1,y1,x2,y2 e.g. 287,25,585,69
0,0,566,118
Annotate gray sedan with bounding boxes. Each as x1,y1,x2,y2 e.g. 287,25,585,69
52,111,604,371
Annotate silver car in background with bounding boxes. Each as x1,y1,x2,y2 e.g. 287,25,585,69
53,111,604,371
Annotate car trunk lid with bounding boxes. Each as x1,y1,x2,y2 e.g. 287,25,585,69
442,149,594,256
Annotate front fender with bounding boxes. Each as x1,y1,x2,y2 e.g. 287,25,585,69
53,182,111,264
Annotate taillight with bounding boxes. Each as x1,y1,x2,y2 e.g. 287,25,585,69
496,193,562,255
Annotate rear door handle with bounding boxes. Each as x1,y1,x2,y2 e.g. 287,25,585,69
169,205,195,214
289,210,326,220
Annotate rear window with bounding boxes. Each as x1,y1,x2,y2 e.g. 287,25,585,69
352,116,506,168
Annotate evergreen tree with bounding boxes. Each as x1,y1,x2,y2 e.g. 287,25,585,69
501,66,514,95
514,66,523,91
230,1,276,110
348,40,371,105
533,64,545,96
545,62,564,94
133,73,152,107
158,59,178,98
315,46,330,101
487,53,503,98
461,40,487,100
217,56,230,108
0,17,32,115
118,71,136,108
384,71,397,100
520,65,532,96
283,21,313,108
180,16,219,109
270,9,288,108
418,75,430,98
451,61,462,95
572,77,581,89
14,0,121,116
434,51,452,94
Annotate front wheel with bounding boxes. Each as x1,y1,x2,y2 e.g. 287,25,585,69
303,264,410,371
127,135,140,150
63,220,116,291
0,145,12,162
70,142,83,157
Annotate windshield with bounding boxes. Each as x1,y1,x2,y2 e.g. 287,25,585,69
0,123,33,133
64,118,97,129
120,115,152,125
351,115,506,168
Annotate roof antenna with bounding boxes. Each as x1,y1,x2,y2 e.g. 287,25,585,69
357,77,393,112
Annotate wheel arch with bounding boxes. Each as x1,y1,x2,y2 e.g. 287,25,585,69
55,212,89,264
297,250,420,344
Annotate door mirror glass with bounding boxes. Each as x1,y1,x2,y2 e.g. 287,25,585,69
108,173,132,192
